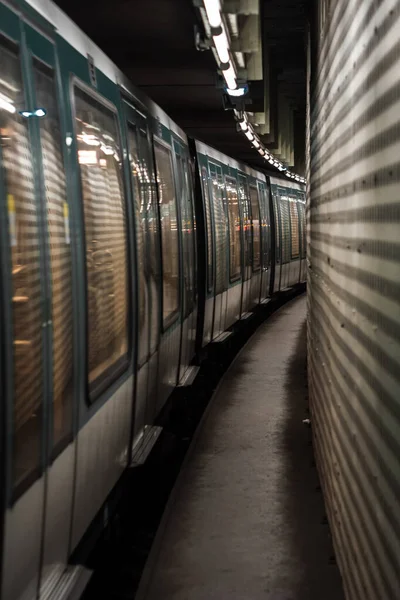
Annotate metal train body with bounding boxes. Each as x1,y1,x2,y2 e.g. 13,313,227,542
0,0,306,598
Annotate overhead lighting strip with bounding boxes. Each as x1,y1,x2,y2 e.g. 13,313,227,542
199,0,306,185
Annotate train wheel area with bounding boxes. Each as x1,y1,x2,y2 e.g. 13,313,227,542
78,287,342,600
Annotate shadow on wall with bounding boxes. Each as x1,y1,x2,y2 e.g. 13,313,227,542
282,318,345,600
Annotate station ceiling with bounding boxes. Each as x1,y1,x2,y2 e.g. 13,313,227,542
55,0,310,175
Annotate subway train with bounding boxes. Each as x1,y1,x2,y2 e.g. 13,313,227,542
0,0,306,598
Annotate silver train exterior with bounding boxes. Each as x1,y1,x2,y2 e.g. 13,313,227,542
0,0,306,598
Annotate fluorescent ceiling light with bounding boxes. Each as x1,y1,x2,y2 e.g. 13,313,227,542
244,129,254,141
252,139,260,149
214,29,229,64
226,86,247,97
203,0,221,28
258,147,265,155
222,63,237,90
34,108,46,117
239,120,247,131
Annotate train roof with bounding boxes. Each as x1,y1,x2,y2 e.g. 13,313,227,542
24,0,188,144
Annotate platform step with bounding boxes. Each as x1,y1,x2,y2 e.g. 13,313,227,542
41,565,92,600
212,330,232,343
130,426,163,467
241,311,253,320
178,365,200,387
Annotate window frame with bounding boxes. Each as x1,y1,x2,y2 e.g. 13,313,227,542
152,134,180,331
71,79,132,403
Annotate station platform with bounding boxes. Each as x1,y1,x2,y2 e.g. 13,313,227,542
136,294,344,600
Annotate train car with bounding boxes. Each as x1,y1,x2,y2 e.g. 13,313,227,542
0,1,305,599
192,144,306,350
269,176,307,293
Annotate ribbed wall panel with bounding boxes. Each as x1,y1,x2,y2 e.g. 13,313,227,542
308,1,400,598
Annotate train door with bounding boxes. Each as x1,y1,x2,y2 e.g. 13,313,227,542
271,187,282,293
123,100,161,440
209,162,227,338
258,181,272,300
225,174,242,325
0,13,79,599
238,174,252,316
173,139,196,383
198,159,215,345
279,189,291,290
248,182,262,308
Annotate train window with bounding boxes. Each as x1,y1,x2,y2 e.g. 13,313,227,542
34,60,73,450
225,176,241,281
127,123,148,366
201,166,213,293
249,186,261,270
154,140,179,326
210,165,227,294
74,87,129,395
0,40,43,488
289,198,300,259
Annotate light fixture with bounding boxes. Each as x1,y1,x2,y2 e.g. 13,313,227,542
226,85,248,97
34,108,46,117
258,147,265,156
213,28,230,65
203,0,221,29
19,110,32,118
239,120,247,131
252,139,260,149
66,135,73,147
244,129,254,141
222,62,237,90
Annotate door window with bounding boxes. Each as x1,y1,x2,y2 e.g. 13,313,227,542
74,87,130,395
249,185,261,270
225,176,241,280
154,140,179,326
34,59,73,451
201,165,213,292
0,39,43,488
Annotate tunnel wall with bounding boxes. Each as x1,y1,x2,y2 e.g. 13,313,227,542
307,1,400,599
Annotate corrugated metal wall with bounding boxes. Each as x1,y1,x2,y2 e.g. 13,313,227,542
307,1,400,598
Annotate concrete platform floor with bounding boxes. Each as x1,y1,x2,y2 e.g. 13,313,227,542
136,294,344,600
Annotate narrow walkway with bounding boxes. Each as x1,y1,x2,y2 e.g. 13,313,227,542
136,295,344,600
